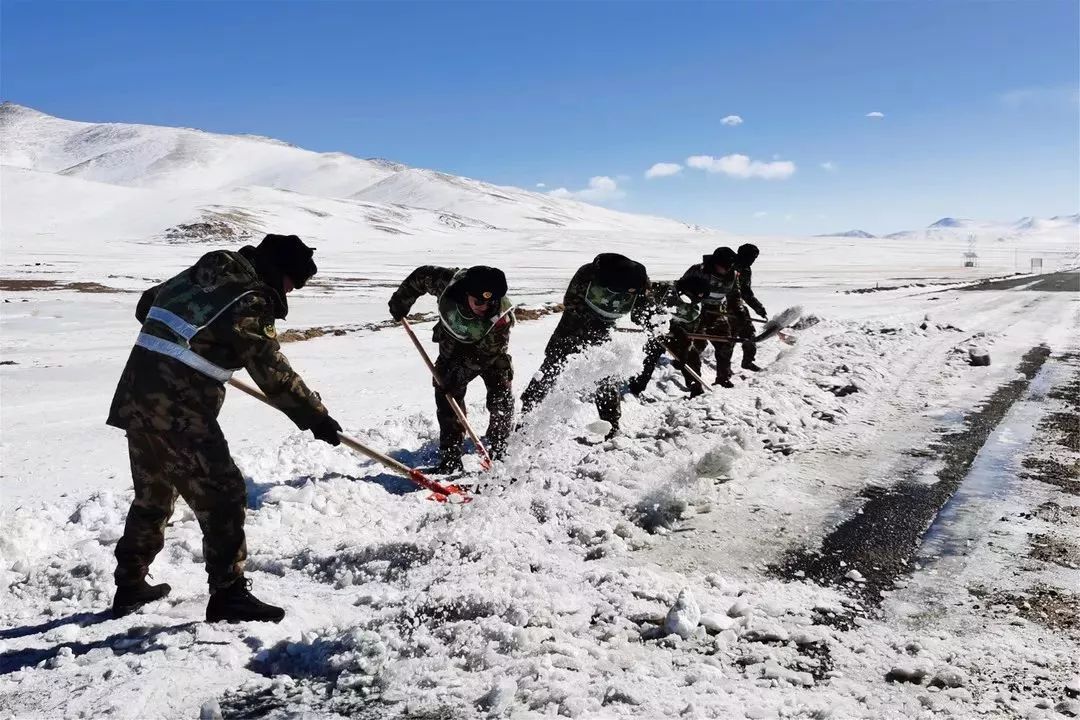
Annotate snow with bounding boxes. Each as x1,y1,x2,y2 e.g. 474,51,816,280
2,104,1079,718
662,589,701,638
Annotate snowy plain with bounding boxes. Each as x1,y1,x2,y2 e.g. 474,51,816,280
1,104,1079,719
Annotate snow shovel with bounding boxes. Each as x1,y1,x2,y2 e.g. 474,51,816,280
710,305,802,346
689,331,798,348
226,377,470,503
686,332,756,343
751,306,802,343
662,342,713,394
400,318,493,471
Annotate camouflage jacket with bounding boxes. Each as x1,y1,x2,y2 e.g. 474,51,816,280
107,250,328,435
678,258,743,333
389,265,513,361
631,280,701,335
545,263,646,355
737,265,766,318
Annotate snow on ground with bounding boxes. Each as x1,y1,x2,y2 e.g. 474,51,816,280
3,270,1077,718
2,105,1079,718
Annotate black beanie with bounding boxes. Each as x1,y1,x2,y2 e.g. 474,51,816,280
592,253,649,293
737,243,760,267
257,234,317,288
709,246,737,270
456,266,508,301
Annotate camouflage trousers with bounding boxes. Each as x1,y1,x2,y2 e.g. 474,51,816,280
633,326,702,393
692,311,737,383
733,309,757,366
435,352,514,461
520,330,621,430
114,430,247,590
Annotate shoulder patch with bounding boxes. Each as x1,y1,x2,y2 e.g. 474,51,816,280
263,324,277,339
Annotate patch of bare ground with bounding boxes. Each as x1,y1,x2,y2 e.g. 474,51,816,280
1034,501,1080,524
1021,355,1080,495
513,302,563,321
0,279,130,293
970,584,1080,633
1028,533,1080,569
1022,456,1080,496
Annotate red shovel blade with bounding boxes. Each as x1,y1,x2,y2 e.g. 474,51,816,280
409,469,472,503
426,487,472,504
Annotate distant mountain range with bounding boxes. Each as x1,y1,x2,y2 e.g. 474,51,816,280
817,214,1079,241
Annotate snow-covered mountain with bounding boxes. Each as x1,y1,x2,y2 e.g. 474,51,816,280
927,217,985,230
815,229,877,239
880,214,1079,244
1012,214,1080,231
0,102,699,235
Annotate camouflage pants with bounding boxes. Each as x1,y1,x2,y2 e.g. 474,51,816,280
114,430,247,590
520,330,622,429
634,327,702,393
733,309,757,365
693,311,736,383
435,352,514,461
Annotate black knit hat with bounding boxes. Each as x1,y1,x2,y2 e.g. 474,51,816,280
709,246,737,270
737,243,760,266
592,253,649,293
456,265,508,302
257,234,317,288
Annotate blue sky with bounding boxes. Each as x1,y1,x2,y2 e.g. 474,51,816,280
3,1,1078,235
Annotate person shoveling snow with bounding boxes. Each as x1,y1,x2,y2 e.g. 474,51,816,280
520,253,649,440
107,234,344,623
389,265,514,474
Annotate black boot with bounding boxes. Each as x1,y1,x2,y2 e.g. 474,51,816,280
741,361,763,372
688,385,706,399
429,453,464,475
626,377,648,396
206,578,285,623
714,377,734,389
112,579,172,617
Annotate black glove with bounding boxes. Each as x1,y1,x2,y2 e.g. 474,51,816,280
388,297,410,321
310,415,342,446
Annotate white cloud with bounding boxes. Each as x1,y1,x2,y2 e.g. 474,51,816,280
535,182,546,188
548,175,624,202
645,162,682,179
821,161,837,172
1000,85,1080,107
721,115,744,126
753,211,768,218
686,153,796,180
866,111,885,119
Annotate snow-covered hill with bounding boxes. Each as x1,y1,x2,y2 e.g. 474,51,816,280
1,102,1076,292
0,102,698,234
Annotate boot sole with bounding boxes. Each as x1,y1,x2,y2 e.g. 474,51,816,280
112,594,170,618
205,614,285,624
111,586,172,618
